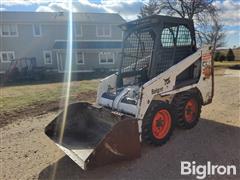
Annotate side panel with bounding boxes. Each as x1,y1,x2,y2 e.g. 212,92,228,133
137,45,213,119
96,73,117,104
196,46,214,105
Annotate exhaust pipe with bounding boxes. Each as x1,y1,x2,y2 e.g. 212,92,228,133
45,102,141,170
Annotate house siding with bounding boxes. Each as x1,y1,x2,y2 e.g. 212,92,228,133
55,49,121,73
0,23,67,71
0,12,125,74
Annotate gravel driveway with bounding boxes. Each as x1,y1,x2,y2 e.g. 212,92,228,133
1,72,239,180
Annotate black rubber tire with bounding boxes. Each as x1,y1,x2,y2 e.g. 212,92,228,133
172,91,202,129
142,101,175,146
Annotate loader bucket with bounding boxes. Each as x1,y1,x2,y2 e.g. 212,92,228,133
45,102,141,170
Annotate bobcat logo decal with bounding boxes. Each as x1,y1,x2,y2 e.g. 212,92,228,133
164,77,171,85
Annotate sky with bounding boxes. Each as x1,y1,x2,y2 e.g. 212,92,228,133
0,0,239,48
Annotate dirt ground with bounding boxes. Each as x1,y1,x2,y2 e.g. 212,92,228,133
0,90,96,128
0,69,240,180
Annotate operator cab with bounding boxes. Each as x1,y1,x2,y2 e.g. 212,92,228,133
99,15,198,115
117,15,197,88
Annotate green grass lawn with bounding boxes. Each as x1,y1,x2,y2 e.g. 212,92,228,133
0,79,99,114
1,60,239,115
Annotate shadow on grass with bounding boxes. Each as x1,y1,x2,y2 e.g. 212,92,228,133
38,118,240,180
0,72,110,88
229,64,240,70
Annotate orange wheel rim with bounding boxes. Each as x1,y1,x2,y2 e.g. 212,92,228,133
152,109,172,139
184,98,198,123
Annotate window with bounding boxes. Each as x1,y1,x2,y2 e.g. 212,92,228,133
75,23,82,37
43,51,52,64
176,25,191,46
32,24,42,37
161,27,177,47
99,52,114,64
161,25,192,47
75,52,84,64
96,25,111,37
0,24,18,37
0,51,15,62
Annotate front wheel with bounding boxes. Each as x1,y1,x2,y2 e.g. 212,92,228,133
142,102,175,146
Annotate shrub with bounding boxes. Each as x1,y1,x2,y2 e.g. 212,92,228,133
219,54,226,62
226,48,235,61
214,51,221,61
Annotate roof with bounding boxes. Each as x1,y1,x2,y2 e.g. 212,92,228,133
216,47,229,50
120,15,193,31
0,12,126,24
53,41,122,49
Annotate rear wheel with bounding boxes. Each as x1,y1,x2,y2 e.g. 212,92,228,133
142,102,175,146
172,91,201,129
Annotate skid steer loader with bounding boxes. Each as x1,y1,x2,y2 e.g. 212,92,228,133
45,15,213,170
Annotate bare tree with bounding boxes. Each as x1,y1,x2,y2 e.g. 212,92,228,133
138,0,225,49
139,0,161,18
199,17,225,51
160,0,217,20
139,0,217,19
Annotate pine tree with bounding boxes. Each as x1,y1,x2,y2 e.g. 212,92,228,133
226,48,235,61
214,51,221,61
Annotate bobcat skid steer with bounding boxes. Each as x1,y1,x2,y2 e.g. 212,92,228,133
45,15,213,170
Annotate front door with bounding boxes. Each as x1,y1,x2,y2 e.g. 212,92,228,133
57,52,66,72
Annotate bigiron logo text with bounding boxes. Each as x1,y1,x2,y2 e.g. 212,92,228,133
181,161,238,179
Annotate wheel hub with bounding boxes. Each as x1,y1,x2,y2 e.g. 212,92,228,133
152,109,172,139
156,119,164,127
